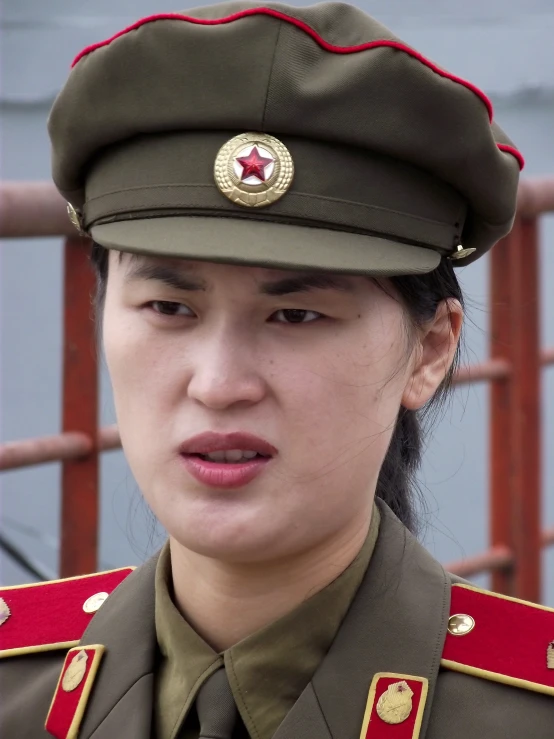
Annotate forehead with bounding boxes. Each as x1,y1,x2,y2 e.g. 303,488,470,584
113,251,374,296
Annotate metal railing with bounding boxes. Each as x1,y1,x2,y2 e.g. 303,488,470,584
1,180,553,598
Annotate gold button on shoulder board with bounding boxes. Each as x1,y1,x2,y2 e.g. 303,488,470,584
83,592,109,614
214,132,294,208
448,613,475,636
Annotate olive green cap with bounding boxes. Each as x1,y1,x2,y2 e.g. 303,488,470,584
48,1,523,275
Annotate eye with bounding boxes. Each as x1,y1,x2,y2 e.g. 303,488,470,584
271,309,323,324
148,301,194,317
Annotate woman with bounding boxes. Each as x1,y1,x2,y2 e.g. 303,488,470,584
1,2,553,738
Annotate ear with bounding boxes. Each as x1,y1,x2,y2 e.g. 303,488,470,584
401,299,463,411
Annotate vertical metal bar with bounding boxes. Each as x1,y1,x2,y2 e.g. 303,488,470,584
60,237,99,577
490,226,516,595
510,218,542,601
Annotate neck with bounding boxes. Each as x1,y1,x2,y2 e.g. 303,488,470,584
169,512,372,652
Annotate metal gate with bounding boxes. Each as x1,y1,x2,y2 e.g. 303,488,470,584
1,179,553,600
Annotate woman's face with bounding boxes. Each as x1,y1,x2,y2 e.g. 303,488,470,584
103,251,448,563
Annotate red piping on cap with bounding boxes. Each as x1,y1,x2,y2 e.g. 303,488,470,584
497,143,525,170
71,8,524,171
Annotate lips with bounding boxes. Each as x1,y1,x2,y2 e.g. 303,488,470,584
179,431,277,457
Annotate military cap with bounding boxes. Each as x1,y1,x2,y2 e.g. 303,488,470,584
48,1,524,275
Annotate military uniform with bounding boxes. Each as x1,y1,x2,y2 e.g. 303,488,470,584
2,503,554,738
2,2,551,737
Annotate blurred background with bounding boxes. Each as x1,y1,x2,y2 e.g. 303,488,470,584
1,0,553,600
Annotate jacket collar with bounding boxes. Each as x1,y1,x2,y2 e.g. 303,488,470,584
273,501,451,739
60,501,450,739
75,553,159,739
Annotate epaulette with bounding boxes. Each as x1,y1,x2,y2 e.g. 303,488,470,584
442,583,554,696
0,566,134,658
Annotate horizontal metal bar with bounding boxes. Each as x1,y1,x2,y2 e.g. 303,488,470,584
447,525,554,579
3,177,554,238
452,358,511,386
446,545,514,578
453,345,554,388
0,432,92,470
517,177,554,219
0,182,76,238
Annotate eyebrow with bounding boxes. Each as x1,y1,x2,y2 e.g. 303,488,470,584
123,260,355,296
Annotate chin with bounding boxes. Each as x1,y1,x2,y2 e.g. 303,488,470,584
174,526,279,563
159,501,284,563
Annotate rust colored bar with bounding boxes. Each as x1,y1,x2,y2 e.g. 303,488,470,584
2,177,554,240
446,545,513,579
60,237,99,577
543,347,554,366
509,217,542,602
0,432,92,471
516,177,554,218
0,182,75,238
489,225,516,595
453,358,511,387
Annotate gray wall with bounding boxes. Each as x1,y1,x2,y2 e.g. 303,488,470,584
1,0,553,600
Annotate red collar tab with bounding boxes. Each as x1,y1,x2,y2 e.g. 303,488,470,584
442,583,554,696
0,567,134,658
359,673,429,738
45,645,104,739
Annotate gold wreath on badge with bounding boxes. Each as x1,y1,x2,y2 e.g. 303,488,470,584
376,680,414,724
0,597,10,627
214,132,294,208
548,641,554,669
62,650,88,692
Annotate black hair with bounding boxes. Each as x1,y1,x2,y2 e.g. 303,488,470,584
90,243,463,534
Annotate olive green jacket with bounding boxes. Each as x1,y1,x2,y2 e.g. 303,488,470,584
1,502,554,738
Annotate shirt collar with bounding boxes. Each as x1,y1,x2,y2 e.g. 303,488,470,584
154,504,381,739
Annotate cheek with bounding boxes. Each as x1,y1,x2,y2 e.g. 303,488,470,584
102,308,180,434
277,328,408,470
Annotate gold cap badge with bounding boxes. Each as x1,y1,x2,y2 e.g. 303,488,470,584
214,132,294,208
376,680,414,724
62,649,88,692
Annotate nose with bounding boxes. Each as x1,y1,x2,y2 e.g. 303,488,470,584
186,333,266,410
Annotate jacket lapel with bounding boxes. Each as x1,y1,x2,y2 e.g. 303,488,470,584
75,553,159,739
274,502,451,739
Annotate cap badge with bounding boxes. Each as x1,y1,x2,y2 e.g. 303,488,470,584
548,642,554,669
214,132,294,208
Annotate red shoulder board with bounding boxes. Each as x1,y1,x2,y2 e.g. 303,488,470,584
442,583,554,696
0,567,134,658
45,645,104,739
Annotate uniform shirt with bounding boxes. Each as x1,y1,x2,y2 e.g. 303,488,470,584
153,505,381,739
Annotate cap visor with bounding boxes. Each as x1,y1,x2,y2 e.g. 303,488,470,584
91,217,440,276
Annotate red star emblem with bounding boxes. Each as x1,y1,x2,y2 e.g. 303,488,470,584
236,146,274,182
